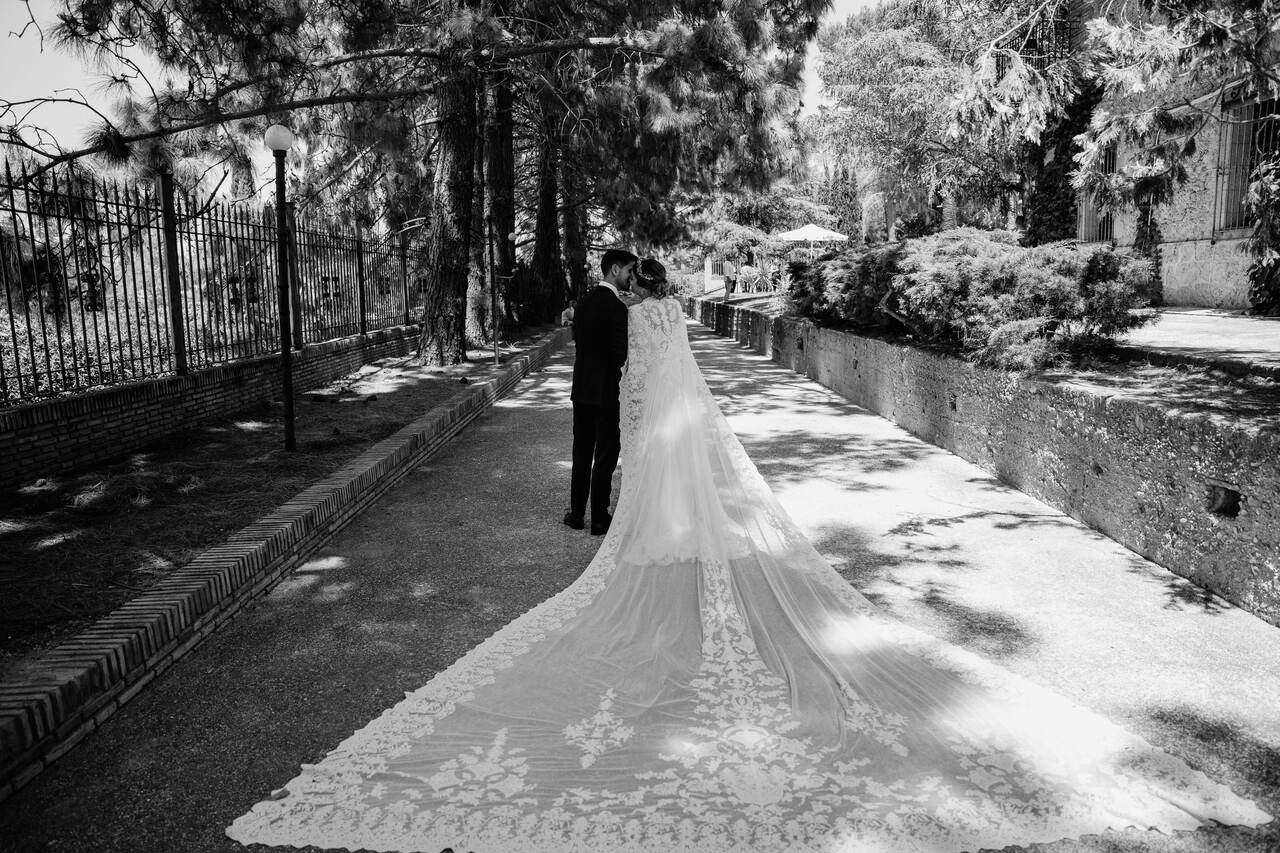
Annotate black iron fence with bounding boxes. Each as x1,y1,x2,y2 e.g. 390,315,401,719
0,161,426,407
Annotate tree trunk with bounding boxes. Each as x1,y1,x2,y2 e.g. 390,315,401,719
466,83,490,348
530,138,563,322
486,79,518,333
530,105,564,323
941,192,958,230
560,156,589,301
419,64,477,365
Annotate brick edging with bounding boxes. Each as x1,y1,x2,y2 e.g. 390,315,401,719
0,327,571,802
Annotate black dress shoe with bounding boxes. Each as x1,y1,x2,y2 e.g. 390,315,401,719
590,513,613,536
562,510,585,530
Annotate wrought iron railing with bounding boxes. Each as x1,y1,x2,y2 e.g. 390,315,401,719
0,161,425,407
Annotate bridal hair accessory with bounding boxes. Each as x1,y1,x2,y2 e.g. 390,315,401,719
636,258,668,294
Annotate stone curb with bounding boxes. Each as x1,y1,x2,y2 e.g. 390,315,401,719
1110,343,1280,383
0,327,571,804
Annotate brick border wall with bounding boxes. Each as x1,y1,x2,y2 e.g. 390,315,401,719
0,325,421,494
687,298,1280,628
0,327,570,802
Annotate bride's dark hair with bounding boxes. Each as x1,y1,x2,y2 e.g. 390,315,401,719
635,258,669,296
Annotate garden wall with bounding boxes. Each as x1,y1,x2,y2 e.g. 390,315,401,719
0,325,420,494
688,298,1280,627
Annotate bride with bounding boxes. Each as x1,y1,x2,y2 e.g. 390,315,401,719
228,258,1270,852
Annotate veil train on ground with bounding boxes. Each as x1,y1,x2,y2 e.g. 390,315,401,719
227,297,1270,853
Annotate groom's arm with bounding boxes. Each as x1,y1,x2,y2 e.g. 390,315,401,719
607,302,628,368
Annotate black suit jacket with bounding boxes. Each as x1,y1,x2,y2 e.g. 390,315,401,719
570,285,629,406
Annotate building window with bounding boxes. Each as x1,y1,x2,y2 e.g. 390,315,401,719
997,16,1078,79
1218,97,1280,231
1077,144,1116,243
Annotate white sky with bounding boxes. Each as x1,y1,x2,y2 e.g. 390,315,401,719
1,0,876,148
0,0,126,149
801,0,879,116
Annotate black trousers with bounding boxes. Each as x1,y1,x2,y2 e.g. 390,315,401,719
570,400,621,521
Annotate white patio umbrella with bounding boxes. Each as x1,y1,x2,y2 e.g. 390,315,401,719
775,223,848,259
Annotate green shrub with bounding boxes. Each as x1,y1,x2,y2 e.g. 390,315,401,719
784,228,1156,370
827,244,903,327
782,257,832,320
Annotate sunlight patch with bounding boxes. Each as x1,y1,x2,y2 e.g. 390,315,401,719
271,575,321,599
317,581,355,602
70,480,109,508
234,420,272,432
823,615,895,655
409,581,437,599
0,518,35,535
32,530,83,550
18,477,61,496
299,555,348,572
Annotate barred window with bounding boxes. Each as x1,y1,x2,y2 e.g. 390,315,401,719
1217,97,1280,231
1077,144,1116,243
996,17,1078,78
710,258,725,277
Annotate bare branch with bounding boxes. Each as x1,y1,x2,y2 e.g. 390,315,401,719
11,0,43,48
25,85,437,175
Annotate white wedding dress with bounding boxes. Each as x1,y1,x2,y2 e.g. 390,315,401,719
228,297,1271,852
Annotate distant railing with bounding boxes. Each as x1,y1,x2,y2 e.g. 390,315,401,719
0,161,426,407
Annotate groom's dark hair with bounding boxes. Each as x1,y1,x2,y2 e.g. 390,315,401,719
601,249,638,277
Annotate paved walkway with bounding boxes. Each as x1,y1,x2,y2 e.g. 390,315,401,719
1121,308,1280,376
1,321,1277,852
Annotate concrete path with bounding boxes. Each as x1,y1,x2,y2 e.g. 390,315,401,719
1,320,1277,852
1122,308,1280,376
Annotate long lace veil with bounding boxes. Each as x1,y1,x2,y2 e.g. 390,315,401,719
227,296,1269,853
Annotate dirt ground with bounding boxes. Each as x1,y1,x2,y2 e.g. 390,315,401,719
0,328,556,681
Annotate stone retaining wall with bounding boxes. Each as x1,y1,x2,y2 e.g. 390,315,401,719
687,298,1280,627
0,325,421,494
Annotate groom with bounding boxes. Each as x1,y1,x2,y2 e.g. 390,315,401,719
563,249,637,536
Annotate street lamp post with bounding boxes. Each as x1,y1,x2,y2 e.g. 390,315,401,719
265,123,297,451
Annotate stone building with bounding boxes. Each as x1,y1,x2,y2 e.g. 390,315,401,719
1068,4,1268,308
1077,91,1264,309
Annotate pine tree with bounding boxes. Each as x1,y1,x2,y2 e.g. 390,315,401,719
9,0,833,359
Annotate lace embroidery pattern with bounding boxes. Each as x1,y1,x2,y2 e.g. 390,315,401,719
620,297,681,460
426,729,532,804
564,690,635,769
